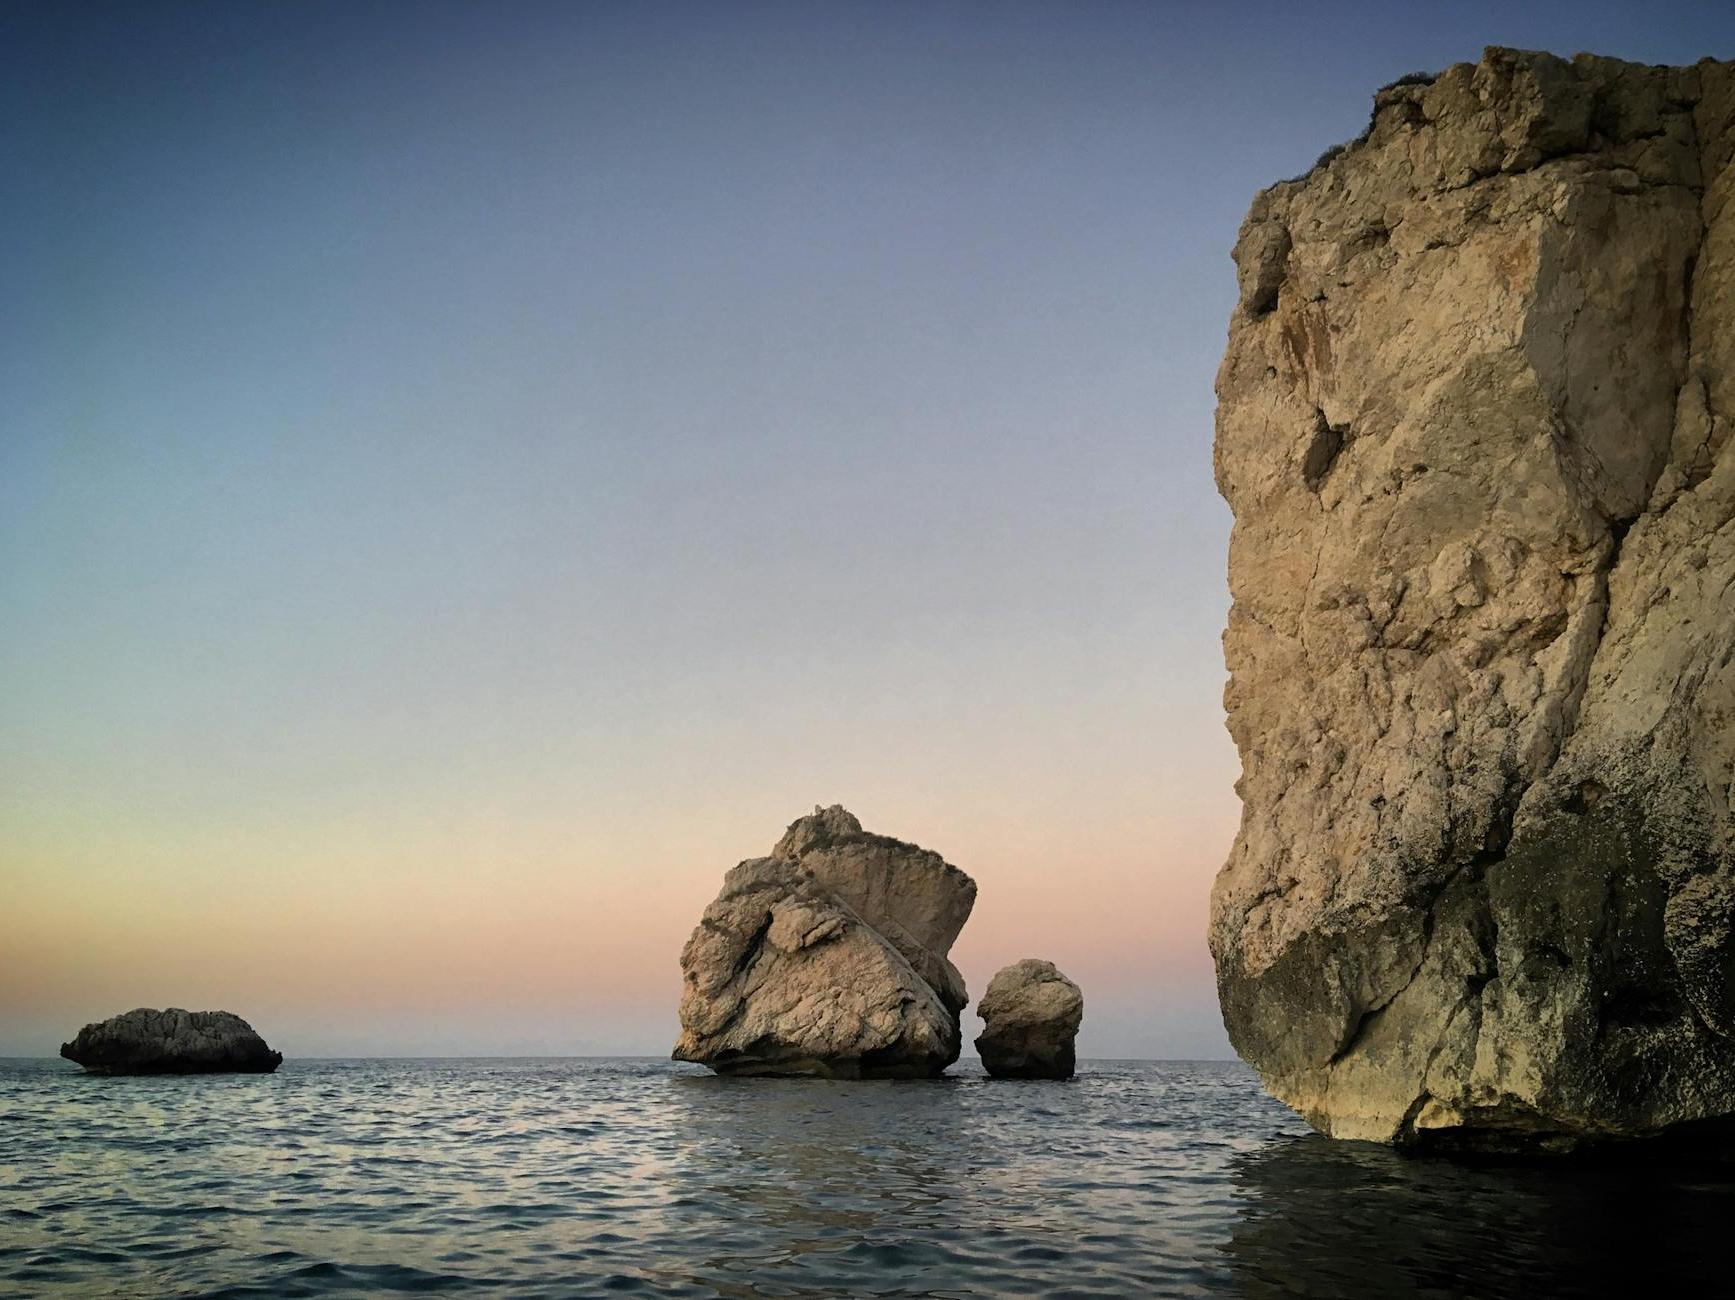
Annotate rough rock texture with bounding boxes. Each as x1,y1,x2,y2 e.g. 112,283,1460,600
673,806,977,1077
974,959,1083,1079
1212,47,1735,1150
60,1009,283,1075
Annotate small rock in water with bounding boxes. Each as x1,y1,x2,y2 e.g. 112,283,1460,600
60,1008,283,1075
672,805,977,1077
975,959,1083,1079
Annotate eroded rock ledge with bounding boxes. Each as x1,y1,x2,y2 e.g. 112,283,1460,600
1211,47,1735,1151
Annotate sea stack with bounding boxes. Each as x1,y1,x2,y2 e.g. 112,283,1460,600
1211,47,1735,1150
975,959,1083,1079
60,1008,283,1075
673,805,977,1077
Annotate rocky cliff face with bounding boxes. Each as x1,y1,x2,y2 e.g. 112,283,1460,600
1211,47,1735,1149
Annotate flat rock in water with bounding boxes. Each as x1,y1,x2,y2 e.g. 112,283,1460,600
975,959,1083,1079
673,806,977,1077
60,1008,283,1075
1211,47,1735,1151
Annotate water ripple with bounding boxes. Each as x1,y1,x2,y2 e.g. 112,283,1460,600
0,1058,1729,1295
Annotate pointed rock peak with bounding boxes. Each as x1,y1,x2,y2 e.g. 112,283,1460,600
773,804,863,859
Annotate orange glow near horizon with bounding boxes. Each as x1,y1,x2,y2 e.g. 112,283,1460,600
1,767,1240,1057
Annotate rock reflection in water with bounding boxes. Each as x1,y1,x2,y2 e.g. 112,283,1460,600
658,1075,986,1294
651,1061,1279,1296
1224,1134,1735,1298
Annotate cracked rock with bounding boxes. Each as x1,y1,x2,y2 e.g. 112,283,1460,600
672,806,976,1077
1211,47,1735,1150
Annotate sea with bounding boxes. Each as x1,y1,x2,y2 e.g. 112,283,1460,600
1,1056,1729,1298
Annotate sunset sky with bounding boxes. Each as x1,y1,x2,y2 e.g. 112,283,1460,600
5,1,1733,1059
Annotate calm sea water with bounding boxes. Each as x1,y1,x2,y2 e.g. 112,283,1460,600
1,1057,1729,1298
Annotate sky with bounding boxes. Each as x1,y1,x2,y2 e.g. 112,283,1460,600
4,1,1734,1060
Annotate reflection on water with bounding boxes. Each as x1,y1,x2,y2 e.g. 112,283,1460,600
0,1057,1728,1296
1225,1132,1735,1299
659,1076,974,1293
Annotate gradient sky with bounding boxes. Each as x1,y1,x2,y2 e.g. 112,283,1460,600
5,1,1734,1059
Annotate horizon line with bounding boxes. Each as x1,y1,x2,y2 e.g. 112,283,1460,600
7,1053,1244,1064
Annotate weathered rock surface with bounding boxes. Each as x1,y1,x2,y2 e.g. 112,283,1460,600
974,959,1083,1079
60,1008,283,1075
1212,47,1735,1150
673,806,977,1077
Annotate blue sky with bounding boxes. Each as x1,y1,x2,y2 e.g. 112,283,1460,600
4,1,1734,1057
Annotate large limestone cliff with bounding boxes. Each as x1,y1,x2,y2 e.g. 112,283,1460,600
1211,47,1735,1149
